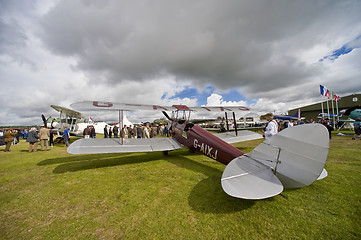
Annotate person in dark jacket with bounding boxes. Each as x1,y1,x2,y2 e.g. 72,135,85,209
352,118,361,140
136,126,143,138
83,126,91,138
26,128,39,152
49,129,54,147
321,119,334,139
90,126,96,138
104,126,108,138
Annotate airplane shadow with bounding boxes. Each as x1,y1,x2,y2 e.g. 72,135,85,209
164,153,256,213
39,149,258,213
38,152,158,174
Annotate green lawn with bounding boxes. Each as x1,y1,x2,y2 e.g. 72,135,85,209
0,131,360,239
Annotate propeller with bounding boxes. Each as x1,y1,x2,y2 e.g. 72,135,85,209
41,114,47,126
162,111,171,120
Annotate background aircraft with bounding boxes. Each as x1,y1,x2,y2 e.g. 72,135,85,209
47,105,134,136
274,109,302,121
67,101,329,200
45,105,85,135
341,105,361,120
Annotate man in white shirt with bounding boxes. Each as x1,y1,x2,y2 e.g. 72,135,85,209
287,120,294,127
263,113,278,140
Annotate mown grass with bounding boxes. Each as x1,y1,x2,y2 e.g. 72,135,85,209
0,131,360,239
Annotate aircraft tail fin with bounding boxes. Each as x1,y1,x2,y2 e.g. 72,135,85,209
291,109,301,119
221,124,329,199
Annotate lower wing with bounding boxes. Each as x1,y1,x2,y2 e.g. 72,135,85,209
214,130,263,144
67,138,183,154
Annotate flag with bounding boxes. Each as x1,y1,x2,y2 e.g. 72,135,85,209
320,85,326,96
326,89,332,99
320,85,340,101
333,93,341,102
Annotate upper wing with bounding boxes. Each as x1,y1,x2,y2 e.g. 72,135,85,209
70,101,249,112
51,105,84,118
71,101,178,112
189,106,249,112
214,130,263,144
67,138,183,154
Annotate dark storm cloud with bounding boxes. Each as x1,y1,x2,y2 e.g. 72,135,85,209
0,19,27,54
39,0,361,94
0,0,28,55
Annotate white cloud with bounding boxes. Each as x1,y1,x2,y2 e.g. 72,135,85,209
1,0,361,125
206,93,247,107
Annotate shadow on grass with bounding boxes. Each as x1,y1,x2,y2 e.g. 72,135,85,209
39,152,160,174
38,152,132,166
40,149,257,213
164,153,256,213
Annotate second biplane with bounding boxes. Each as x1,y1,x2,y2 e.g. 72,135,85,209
67,101,330,200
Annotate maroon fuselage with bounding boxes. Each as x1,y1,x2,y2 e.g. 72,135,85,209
170,120,244,165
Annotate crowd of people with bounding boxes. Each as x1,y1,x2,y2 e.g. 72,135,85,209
1,126,57,152
260,113,357,140
94,123,170,139
1,115,360,152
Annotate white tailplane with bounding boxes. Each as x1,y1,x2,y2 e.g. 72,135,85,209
221,124,330,199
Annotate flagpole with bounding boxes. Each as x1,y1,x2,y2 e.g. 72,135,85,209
321,99,324,116
336,99,339,122
326,100,330,120
331,99,335,128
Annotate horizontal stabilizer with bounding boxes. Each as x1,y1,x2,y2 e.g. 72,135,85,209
221,155,283,200
67,138,183,154
215,130,263,144
246,124,329,188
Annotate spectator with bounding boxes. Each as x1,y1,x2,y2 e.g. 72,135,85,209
321,119,333,139
113,124,119,138
352,118,361,140
83,126,91,138
262,113,278,140
63,127,70,146
27,128,39,152
49,129,54,147
137,126,142,138
104,125,108,138
39,126,50,151
143,125,150,138
90,126,96,138
4,129,17,152
128,125,133,138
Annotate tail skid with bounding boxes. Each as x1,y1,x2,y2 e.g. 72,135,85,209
221,124,330,199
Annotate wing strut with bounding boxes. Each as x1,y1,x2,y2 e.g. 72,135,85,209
225,112,230,132
118,110,124,145
232,112,238,136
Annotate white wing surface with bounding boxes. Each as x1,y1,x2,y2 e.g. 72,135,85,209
221,124,329,199
51,105,84,118
189,106,249,112
221,155,283,200
215,130,263,144
246,123,329,188
67,138,183,154
70,101,249,112
71,101,177,111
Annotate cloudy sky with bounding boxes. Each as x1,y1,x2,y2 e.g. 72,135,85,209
1,0,361,125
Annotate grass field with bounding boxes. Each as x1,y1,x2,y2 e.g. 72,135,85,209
0,131,360,239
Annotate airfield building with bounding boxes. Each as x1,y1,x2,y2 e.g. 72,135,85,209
288,93,361,121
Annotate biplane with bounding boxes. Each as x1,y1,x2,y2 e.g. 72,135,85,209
43,105,85,136
67,101,330,200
